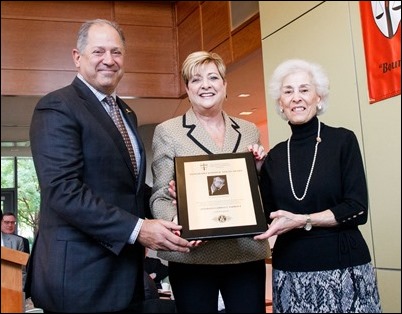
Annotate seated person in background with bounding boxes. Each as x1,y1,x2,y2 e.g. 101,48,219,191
143,187,171,294
1,210,27,288
143,261,177,313
1,210,25,251
144,271,160,300
1,211,30,253
145,255,169,289
143,187,170,290
1,228,25,251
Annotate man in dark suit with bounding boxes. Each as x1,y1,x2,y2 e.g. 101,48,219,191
1,212,30,253
26,19,191,313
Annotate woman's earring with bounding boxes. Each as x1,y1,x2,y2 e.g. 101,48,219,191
317,104,322,110
280,108,284,113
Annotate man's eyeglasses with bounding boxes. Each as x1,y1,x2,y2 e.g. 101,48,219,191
2,220,16,225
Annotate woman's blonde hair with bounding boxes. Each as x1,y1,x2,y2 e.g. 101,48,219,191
181,51,226,86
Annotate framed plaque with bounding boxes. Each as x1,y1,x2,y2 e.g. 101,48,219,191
174,152,267,240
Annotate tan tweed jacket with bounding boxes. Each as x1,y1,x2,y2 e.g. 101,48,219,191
150,108,270,264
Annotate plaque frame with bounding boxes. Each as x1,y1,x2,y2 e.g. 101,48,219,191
174,152,267,240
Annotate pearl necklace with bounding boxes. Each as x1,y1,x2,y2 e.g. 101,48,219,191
287,120,321,201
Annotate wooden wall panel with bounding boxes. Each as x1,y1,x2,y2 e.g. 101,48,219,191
1,1,178,98
175,1,262,97
177,9,202,64
201,1,230,51
124,25,176,74
1,70,76,96
118,73,177,98
1,19,78,71
115,1,174,27
175,1,199,25
1,1,112,21
1,69,178,98
211,39,233,67
177,9,202,96
1,1,260,99
232,15,261,61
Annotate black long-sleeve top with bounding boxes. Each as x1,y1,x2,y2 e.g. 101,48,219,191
259,116,371,271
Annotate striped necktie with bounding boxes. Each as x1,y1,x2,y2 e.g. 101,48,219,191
105,96,138,178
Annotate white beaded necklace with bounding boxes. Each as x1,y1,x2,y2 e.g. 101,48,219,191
287,120,321,201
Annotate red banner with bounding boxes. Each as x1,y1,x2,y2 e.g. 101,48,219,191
359,1,401,104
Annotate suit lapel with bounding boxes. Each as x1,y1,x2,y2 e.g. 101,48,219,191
71,78,139,181
222,113,242,153
183,109,242,154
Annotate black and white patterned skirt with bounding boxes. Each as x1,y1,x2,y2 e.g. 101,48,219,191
272,263,382,313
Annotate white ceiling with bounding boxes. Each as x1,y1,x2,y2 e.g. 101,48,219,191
1,48,268,156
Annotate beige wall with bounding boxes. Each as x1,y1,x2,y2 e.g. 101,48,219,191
259,1,401,312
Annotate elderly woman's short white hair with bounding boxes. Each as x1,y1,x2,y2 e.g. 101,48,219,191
268,59,330,120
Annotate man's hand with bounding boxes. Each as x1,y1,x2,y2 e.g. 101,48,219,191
138,219,192,252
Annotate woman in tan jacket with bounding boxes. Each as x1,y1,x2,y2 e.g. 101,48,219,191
150,51,270,313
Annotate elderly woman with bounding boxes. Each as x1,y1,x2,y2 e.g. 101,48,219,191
255,59,382,313
150,51,270,313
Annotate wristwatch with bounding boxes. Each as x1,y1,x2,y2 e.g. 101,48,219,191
304,214,312,231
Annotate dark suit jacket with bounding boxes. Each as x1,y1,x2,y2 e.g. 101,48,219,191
16,234,30,254
27,77,147,312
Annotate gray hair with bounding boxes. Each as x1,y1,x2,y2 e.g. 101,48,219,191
268,59,329,120
76,19,126,53
181,51,226,86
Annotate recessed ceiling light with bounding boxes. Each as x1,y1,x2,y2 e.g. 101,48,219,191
1,142,14,147
120,96,138,99
1,141,30,147
238,93,250,98
239,111,253,115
